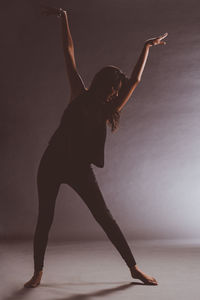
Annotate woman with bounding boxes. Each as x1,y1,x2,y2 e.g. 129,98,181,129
24,6,167,288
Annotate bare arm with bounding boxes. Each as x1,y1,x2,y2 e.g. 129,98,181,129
60,10,86,101
42,6,86,102
117,33,168,112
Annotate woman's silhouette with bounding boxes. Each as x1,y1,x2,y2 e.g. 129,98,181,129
24,6,167,288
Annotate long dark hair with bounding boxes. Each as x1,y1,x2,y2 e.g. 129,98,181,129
89,65,129,132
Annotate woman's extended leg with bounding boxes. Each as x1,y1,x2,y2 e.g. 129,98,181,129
33,178,60,273
67,164,136,268
24,156,61,288
68,164,157,285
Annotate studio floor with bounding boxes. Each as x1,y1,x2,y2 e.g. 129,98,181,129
1,239,200,300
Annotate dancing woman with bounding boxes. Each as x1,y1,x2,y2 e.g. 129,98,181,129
24,6,167,288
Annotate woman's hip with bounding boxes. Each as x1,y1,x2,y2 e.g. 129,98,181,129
37,145,92,183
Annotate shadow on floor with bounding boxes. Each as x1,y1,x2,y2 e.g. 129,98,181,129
3,287,34,300
54,282,143,300
42,280,143,287
3,281,144,300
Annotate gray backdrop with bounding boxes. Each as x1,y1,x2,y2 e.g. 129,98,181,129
1,0,200,241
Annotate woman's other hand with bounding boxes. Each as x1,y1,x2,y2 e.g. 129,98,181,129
145,32,168,47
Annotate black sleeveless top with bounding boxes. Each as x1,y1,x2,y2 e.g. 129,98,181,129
48,90,107,168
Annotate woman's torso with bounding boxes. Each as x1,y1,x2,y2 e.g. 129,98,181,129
47,90,107,168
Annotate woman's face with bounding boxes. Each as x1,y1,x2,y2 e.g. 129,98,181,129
105,80,122,103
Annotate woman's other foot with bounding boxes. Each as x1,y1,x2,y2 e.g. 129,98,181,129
130,265,158,285
24,270,43,288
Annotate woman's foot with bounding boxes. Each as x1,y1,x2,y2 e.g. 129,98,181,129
24,270,43,288
130,265,158,285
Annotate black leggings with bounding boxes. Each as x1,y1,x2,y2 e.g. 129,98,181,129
33,145,136,272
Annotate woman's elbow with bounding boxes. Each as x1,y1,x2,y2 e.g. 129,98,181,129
135,77,141,84
129,77,140,87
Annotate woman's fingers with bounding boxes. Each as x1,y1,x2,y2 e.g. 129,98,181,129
159,32,168,40
152,39,166,46
156,33,168,45
155,39,167,45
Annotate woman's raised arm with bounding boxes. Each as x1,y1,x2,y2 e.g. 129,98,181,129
42,6,86,102
117,33,168,112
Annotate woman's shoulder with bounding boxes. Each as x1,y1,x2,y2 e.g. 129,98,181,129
66,89,89,111
71,88,89,103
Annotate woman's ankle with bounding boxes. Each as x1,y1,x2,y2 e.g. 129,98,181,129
34,270,43,276
129,264,138,271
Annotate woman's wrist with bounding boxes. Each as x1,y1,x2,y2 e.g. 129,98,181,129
144,41,152,49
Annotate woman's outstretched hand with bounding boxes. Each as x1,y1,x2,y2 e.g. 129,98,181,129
41,5,66,17
145,32,168,47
